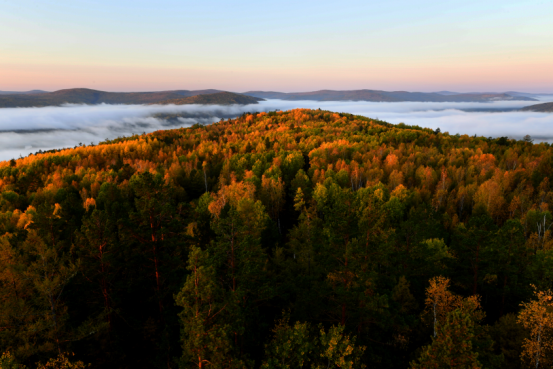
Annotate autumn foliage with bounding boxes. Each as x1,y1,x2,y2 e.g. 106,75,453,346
1,109,553,368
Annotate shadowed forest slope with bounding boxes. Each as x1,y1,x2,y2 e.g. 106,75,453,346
1,109,553,368
521,102,553,112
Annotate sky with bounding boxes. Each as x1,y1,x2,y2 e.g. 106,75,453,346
1,0,552,93
1,97,553,161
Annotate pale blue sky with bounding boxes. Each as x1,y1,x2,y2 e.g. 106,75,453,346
1,0,552,92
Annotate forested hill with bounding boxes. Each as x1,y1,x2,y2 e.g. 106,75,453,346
155,91,263,105
520,101,553,112
243,89,537,102
0,88,258,107
2,109,553,368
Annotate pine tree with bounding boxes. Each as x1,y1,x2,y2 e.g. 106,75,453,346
175,247,242,369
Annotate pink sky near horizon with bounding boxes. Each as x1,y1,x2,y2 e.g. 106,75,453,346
2,60,552,93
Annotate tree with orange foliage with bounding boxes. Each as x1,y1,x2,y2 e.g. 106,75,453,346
388,170,404,191
474,179,505,220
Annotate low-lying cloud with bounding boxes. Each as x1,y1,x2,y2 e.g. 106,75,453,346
0,103,260,161
268,97,553,140
1,97,552,161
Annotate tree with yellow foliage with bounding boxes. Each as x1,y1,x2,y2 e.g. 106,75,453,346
261,316,366,369
424,276,463,337
411,309,482,369
518,287,553,369
421,276,502,368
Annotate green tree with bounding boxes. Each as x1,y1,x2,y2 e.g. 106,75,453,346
0,351,26,369
261,316,312,369
76,209,115,329
128,171,186,314
490,313,526,369
21,229,79,355
314,324,365,369
175,247,242,369
262,318,365,369
206,179,271,363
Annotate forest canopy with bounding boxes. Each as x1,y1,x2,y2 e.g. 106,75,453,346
1,109,553,368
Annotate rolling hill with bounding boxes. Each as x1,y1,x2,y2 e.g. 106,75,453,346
520,102,553,112
0,88,237,107
155,91,263,105
243,89,537,102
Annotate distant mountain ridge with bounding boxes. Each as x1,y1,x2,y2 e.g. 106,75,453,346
0,90,49,95
0,87,540,107
243,89,537,102
0,88,260,107
435,91,553,98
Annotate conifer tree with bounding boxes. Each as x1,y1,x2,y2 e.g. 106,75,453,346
175,246,242,369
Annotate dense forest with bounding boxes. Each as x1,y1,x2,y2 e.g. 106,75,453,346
1,109,553,368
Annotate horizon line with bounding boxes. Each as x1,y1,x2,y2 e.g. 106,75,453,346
2,87,553,95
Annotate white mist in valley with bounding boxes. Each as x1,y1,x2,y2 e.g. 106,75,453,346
0,97,552,161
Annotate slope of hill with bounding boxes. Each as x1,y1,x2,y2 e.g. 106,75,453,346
155,91,263,105
244,89,537,102
505,91,553,98
0,108,551,368
0,88,226,107
520,102,553,112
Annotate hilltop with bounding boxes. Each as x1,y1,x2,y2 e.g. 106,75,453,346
244,89,537,102
0,88,257,107
520,101,553,112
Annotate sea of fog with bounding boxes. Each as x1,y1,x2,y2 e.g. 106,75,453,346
0,97,552,161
